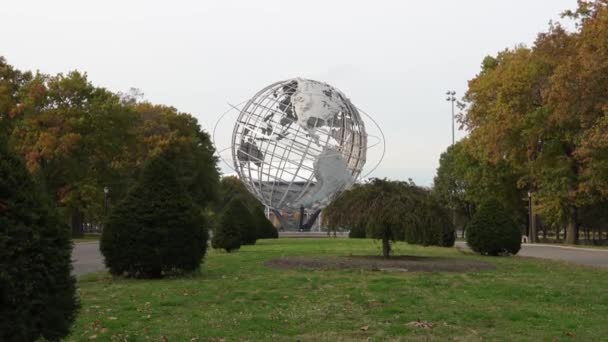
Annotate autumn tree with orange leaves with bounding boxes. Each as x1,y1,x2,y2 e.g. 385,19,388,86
456,0,608,244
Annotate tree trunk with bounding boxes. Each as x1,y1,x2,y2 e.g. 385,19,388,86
71,209,84,238
565,205,579,245
542,222,547,240
382,228,391,258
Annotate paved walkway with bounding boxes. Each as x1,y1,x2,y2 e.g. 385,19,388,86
455,241,608,268
72,239,608,275
72,242,105,275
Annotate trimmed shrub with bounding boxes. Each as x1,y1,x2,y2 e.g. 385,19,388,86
0,140,78,341
348,225,367,238
251,206,278,239
466,199,521,256
212,198,249,252
100,155,208,278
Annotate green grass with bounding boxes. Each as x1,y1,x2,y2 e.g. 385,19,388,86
69,238,608,341
73,234,101,243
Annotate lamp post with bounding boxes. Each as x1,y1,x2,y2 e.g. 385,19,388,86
446,90,457,237
103,186,109,216
446,90,456,146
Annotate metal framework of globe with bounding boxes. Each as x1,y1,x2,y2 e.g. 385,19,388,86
231,78,368,211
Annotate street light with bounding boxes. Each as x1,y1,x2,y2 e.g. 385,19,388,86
446,90,456,146
103,186,109,216
446,90,457,236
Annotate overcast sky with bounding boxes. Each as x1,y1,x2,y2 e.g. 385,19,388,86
1,0,576,185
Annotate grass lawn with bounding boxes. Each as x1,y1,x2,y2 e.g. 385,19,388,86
73,234,101,244
69,238,608,341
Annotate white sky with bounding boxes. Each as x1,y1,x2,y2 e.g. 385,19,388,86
1,0,576,185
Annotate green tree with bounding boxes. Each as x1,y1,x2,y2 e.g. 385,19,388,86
218,176,277,240
9,71,138,237
100,153,208,278
461,3,608,244
0,138,78,341
131,103,219,208
2,59,219,239
251,205,278,239
433,140,526,237
466,199,521,256
404,194,455,247
212,198,250,252
324,179,453,258
0,56,32,136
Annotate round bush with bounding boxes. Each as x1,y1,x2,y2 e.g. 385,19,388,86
0,140,78,341
100,155,208,278
466,199,521,256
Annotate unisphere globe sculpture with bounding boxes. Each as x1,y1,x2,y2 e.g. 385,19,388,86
232,78,368,211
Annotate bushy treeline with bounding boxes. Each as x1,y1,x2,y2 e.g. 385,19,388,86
434,1,608,245
0,58,277,339
324,179,455,258
0,57,219,237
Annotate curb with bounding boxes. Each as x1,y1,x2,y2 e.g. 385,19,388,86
522,243,608,253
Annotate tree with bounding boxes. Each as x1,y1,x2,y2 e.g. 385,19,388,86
466,199,521,256
2,59,219,239
404,194,455,247
219,176,260,208
0,56,32,136
9,71,138,237
433,140,526,237
131,103,220,208
251,205,278,239
100,153,208,278
461,3,608,244
0,138,78,341
324,179,453,258
212,198,251,252
218,176,277,240
239,201,257,245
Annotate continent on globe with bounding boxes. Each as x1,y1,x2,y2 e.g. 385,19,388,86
291,78,349,144
293,147,353,208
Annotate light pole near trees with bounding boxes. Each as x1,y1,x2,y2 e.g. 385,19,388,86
103,186,109,216
446,90,458,237
446,90,456,146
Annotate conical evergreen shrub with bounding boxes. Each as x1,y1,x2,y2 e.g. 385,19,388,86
466,198,521,256
251,206,278,239
0,139,78,341
100,154,208,278
212,198,252,251
232,197,257,245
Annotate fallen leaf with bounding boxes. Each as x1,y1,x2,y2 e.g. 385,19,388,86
406,320,434,329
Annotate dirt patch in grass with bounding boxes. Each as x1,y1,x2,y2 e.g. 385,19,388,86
265,255,494,273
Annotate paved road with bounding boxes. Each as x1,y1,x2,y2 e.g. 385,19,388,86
72,242,105,275
455,241,608,268
72,239,608,275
